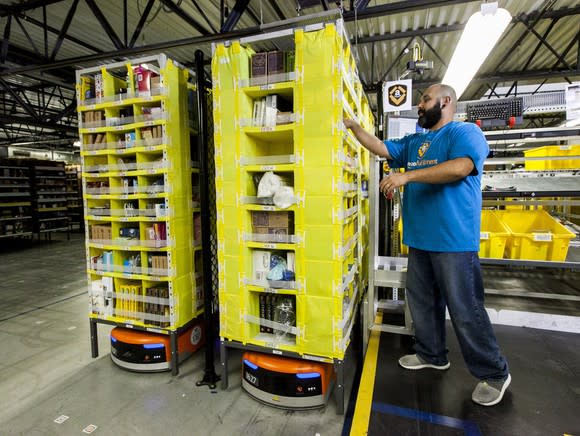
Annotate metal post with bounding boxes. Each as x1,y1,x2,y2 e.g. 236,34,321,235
335,359,344,414
90,319,98,358
194,49,220,390
220,342,229,389
171,331,179,376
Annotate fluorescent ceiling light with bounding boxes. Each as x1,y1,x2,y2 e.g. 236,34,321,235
442,2,511,99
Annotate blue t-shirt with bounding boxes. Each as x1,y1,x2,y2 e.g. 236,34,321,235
385,121,489,252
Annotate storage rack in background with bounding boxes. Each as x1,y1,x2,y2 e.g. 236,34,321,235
76,54,203,374
0,158,33,239
30,160,70,240
212,18,373,413
65,165,83,231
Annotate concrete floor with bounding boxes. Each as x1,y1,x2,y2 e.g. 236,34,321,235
0,234,355,436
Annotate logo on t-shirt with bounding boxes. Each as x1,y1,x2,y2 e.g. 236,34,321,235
418,141,430,158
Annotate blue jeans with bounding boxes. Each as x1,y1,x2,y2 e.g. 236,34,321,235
406,247,509,381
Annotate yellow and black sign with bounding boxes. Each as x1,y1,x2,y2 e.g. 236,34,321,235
388,84,408,107
382,79,413,112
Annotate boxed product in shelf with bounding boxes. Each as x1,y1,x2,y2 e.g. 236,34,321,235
144,285,170,327
267,50,285,75
258,293,296,338
251,94,293,127
251,52,267,79
251,211,293,236
148,253,168,271
90,224,112,240
115,282,142,320
95,73,103,99
252,250,295,282
144,222,167,245
119,226,139,239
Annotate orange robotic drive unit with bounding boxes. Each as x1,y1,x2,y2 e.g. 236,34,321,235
110,320,204,372
242,351,335,409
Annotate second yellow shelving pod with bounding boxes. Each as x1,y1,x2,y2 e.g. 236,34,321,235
213,20,374,361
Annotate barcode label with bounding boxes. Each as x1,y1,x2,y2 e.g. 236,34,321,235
261,127,274,132
533,233,552,242
559,145,571,151
261,165,275,171
480,232,490,240
263,243,276,249
260,84,273,90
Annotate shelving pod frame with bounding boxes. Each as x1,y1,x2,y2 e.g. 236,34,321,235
77,54,203,375
212,18,373,413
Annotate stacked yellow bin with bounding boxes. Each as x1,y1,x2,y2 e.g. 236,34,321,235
77,54,203,332
213,21,373,361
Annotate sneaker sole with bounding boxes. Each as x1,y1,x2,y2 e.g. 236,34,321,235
398,360,450,371
473,373,512,407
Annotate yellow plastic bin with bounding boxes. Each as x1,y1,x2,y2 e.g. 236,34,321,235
524,144,580,170
479,211,510,259
497,210,576,261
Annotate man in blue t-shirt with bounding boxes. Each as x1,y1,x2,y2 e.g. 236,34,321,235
345,83,510,407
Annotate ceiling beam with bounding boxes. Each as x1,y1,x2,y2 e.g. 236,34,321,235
364,68,580,92
268,0,286,21
85,0,124,50
50,0,80,60
0,0,66,17
129,0,156,48
191,1,218,33
221,0,251,32
354,23,464,44
356,0,370,11
159,0,210,35
343,0,478,21
0,77,39,120
0,114,77,132
15,12,102,53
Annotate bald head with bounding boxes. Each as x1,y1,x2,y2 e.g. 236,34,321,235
426,84,457,111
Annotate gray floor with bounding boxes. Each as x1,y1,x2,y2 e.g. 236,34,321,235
0,234,355,436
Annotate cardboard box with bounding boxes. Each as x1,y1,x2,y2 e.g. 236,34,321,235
251,211,291,229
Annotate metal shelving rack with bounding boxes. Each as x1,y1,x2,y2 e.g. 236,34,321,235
0,158,33,239
65,165,83,231
30,160,70,240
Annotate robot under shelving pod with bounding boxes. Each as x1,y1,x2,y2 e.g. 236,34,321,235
110,320,204,372
242,351,335,409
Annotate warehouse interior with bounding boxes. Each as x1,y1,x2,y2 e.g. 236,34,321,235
0,1,579,435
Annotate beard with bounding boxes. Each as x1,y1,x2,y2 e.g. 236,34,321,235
418,101,442,129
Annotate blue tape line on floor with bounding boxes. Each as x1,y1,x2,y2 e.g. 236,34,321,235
372,402,482,436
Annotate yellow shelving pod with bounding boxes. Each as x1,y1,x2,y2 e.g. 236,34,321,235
213,18,374,369
77,54,203,370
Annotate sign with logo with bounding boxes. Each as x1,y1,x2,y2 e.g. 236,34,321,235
383,79,412,112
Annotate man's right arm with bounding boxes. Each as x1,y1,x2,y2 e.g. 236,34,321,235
344,118,391,159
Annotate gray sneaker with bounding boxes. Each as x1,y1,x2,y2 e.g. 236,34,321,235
398,354,450,370
472,373,512,406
